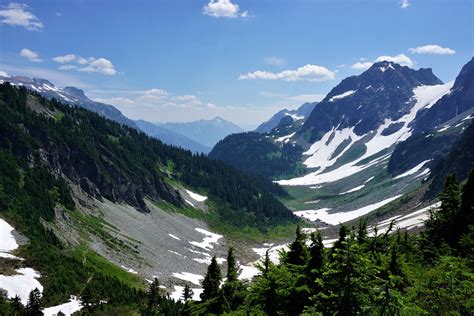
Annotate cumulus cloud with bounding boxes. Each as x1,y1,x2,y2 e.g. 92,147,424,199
400,0,410,9
0,2,43,30
374,53,414,67
264,57,286,66
409,44,456,55
0,70,9,77
203,0,248,18
52,54,76,63
239,64,336,82
351,61,373,70
20,48,41,62
53,54,117,75
78,58,117,75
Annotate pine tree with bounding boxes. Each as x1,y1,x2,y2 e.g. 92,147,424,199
26,288,43,316
226,247,238,282
200,256,222,301
148,277,163,308
11,295,24,316
182,284,194,301
286,225,309,266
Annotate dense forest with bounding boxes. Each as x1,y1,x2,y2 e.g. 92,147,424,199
209,131,304,179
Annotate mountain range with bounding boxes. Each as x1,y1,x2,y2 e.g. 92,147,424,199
0,58,472,314
158,117,244,148
0,75,241,153
211,58,474,231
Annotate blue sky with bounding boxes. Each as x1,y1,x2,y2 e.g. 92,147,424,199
0,0,472,128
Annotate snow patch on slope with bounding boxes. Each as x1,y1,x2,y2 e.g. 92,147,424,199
189,228,222,250
329,90,356,102
185,189,208,202
294,195,402,225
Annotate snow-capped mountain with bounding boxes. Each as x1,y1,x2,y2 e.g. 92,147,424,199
0,76,137,128
254,102,317,134
158,117,243,148
211,58,474,231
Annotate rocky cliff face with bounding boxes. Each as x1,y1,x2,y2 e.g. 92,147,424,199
300,61,442,142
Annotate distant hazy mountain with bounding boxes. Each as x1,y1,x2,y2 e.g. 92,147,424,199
255,102,317,134
158,117,243,147
135,120,211,154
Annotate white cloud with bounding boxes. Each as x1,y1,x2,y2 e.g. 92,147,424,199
0,70,9,77
0,2,43,30
264,57,286,66
52,54,76,63
203,0,247,18
400,0,410,9
409,44,455,55
20,48,41,62
78,58,117,75
239,64,336,82
374,53,414,67
58,64,77,70
52,54,117,76
351,61,373,70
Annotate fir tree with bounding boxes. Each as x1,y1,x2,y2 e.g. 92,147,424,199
286,225,309,266
26,288,43,316
11,295,24,316
226,247,238,282
182,284,194,301
200,256,222,301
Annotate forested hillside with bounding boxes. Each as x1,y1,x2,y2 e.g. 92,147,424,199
0,83,295,230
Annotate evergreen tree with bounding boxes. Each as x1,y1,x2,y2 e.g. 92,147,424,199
200,256,221,301
226,247,238,282
26,288,43,316
182,284,194,301
148,277,162,307
285,225,309,266
11,295,24,316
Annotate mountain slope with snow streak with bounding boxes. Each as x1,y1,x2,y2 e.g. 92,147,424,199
277,82,452,186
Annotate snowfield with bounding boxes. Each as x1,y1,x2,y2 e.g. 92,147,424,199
43,296,83,316
185,189,208,202
189,228,223,250
372,202,441,235
0,268,43,305
339,184,365,195
294,195,402,225
393,160,431,179
0,218,19,256
0,218,44,304
277,82,454,186
171,272,204,285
